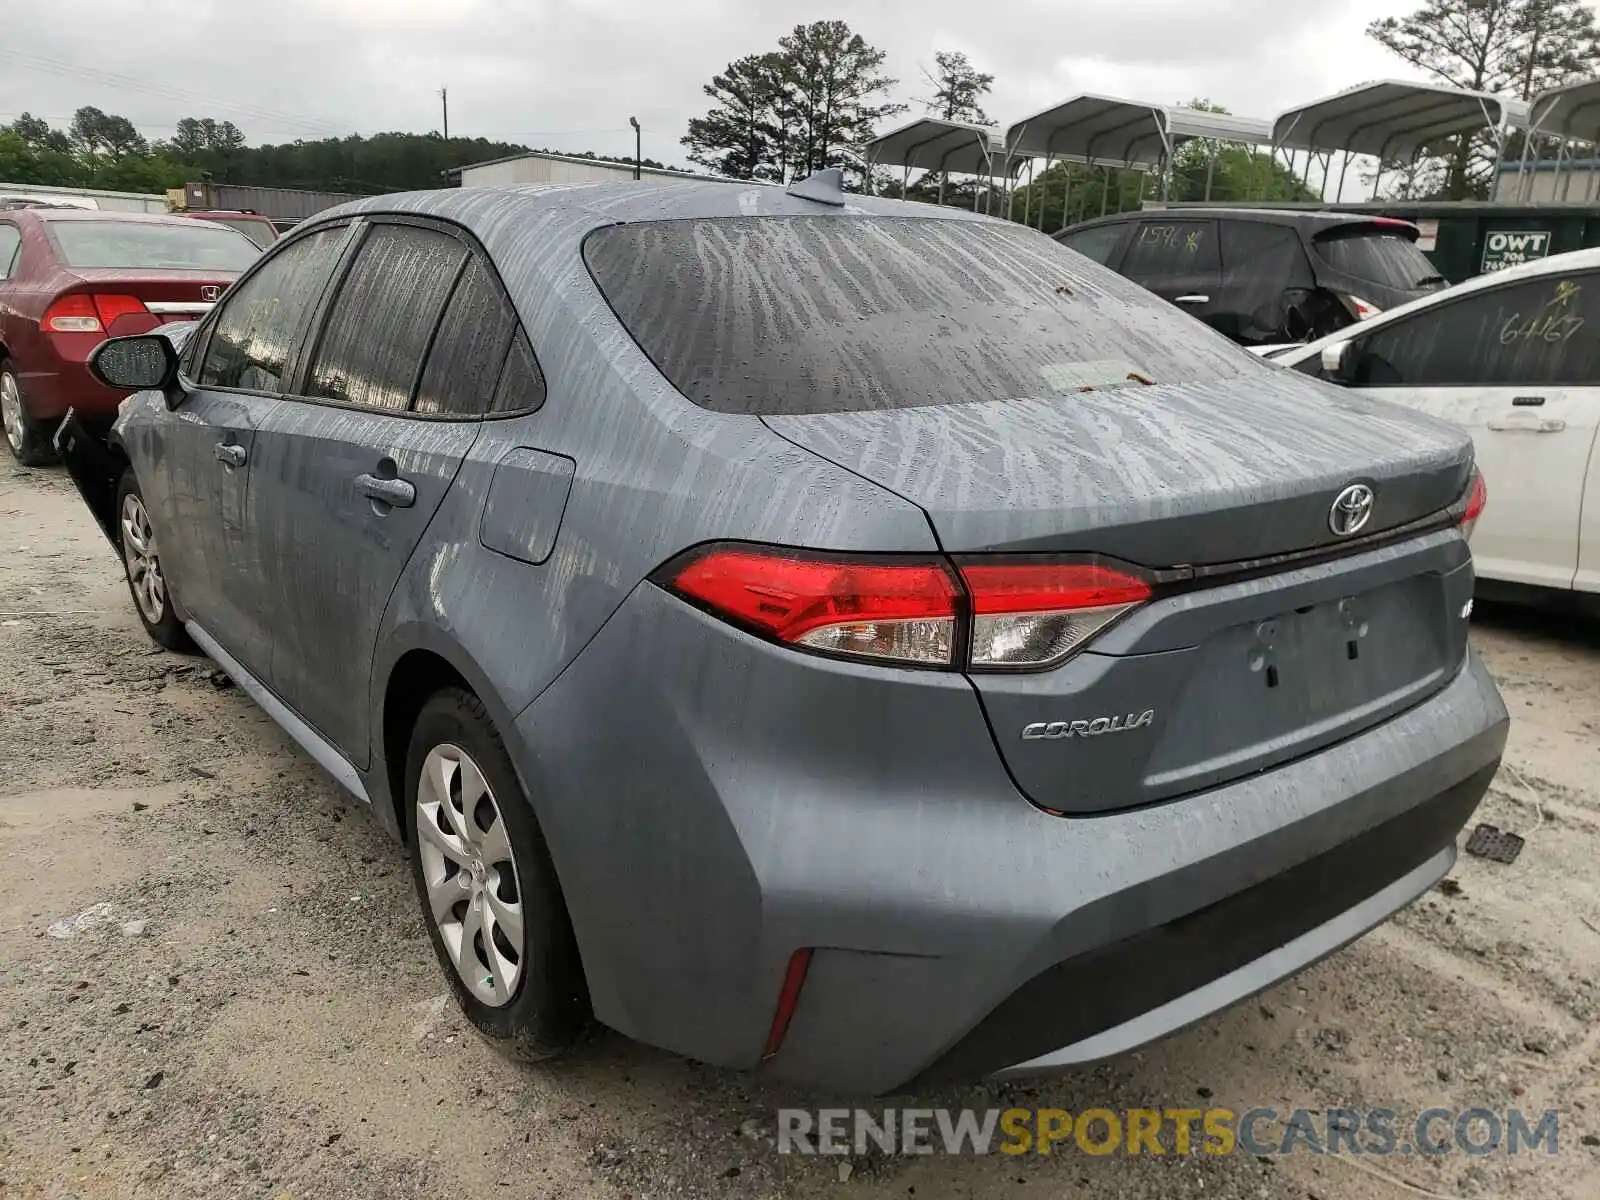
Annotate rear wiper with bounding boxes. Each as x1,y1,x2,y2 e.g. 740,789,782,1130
1414,273,1446,286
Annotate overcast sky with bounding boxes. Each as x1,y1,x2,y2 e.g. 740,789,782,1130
0,0,1587,170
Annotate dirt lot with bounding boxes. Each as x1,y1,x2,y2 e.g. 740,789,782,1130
1,458,1598,1200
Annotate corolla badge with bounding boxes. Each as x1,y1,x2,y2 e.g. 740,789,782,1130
1022,710,1156,741
1329,483,1375,537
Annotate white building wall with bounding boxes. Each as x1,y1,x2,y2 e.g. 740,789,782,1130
460,156,638,187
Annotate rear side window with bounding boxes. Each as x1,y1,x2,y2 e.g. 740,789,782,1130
414,257,517,416
1119,221,1219,278
304,224,465,412
1353,272,1598,387
1057,223,1126,265
1313,227,1438,291
583,216,1247,416
0,224,19,278
198,226,346,392
47,219,260,271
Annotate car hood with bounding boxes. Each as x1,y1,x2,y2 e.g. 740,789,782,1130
762,368,1473,565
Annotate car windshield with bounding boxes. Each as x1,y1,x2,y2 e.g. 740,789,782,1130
1313,228,1442,292
48,219,260,271
583,215,1249,416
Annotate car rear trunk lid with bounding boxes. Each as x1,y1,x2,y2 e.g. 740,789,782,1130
766,374,1476,814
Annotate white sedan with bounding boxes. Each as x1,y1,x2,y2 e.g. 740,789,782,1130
1273,248,1600,596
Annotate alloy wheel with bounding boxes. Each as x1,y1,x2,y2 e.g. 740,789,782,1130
119,492,167,625
416,744,525,1007
0,373,23,457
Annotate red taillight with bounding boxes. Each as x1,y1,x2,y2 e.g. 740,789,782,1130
42,292,150,335
1460,470,1487,542
659,544,1153,670
761,948,812,1061
92,293,149,329
957,560,1153,669
667,546,961,666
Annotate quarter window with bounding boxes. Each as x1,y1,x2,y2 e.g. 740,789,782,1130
198,226,346,392
303,224,464,412
1120,221,1218,277
491,330,546,414
1352,273,1597,387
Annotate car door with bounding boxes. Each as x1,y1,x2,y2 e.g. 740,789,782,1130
1116,218,1222,330
247,218,497,764
1333,269,1600,591
153,223,353,675
1217,219,1317,345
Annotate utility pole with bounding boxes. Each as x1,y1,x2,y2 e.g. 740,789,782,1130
629,116,641,180
441,86,449,142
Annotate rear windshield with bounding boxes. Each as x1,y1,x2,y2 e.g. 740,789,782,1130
1312,227,1441,291
583,216,1249,415
48,219,261,271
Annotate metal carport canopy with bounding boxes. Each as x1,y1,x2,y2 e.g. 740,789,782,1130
1005,96,1271,166
1272,79,1527,162
1525,76,1600,142
865,117,1004,173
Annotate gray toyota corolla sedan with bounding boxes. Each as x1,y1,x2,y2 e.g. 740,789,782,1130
56,172,1507,1095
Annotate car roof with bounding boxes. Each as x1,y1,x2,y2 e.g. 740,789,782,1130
1062,208,1418,236
1278,246,1600,364
321,179,998,232
29,209,226,227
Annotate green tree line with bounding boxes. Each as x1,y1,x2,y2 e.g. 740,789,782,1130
1,107,669,196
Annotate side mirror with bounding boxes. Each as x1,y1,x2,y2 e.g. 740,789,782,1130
88,334,180,397
1320,341,1357,384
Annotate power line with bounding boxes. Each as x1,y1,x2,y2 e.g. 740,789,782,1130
0,47,348,136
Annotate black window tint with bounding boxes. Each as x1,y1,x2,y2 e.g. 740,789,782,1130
414,257,516,416
583,216,1248,416
1353,273,1597,387
304,224,465,412
199,227,345,392
1058,224,1125,265
491,330,546,414
1313,228,1439,291
1220,221,1315,342
0,224,20,278
1120,221,1218,277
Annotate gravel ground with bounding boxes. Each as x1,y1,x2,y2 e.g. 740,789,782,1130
2,458,1598,1200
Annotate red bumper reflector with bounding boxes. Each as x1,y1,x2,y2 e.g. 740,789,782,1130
761,948,813,1061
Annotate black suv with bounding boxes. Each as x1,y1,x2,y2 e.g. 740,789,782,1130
1056,208,1447,346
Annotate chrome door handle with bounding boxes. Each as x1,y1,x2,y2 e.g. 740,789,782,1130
356,473,416,508
1174,294,1210,304
213,442,247,467
1488,414,1565,433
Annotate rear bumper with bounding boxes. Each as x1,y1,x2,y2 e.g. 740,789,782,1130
16,355,125,423
510,584,1508,1096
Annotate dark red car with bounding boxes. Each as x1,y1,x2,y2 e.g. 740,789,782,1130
178,210,281,250
0,208,260,464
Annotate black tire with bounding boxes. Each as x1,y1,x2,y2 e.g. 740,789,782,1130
1,365,56,467
114,469,194,652
405,687,593,1060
